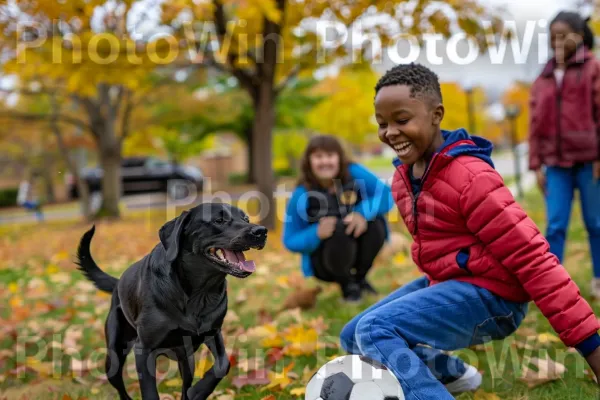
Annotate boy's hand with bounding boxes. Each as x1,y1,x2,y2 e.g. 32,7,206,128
585,347,600,384
344,212,367,238
535,169,547,195
317,216,337,240
593,161,600,181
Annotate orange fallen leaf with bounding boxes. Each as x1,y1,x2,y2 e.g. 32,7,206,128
262,362,295,391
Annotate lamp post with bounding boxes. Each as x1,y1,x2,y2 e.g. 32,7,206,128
505,104,523,199
465,87,476,134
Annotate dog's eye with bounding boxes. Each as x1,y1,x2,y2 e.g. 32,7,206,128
215,217,224,224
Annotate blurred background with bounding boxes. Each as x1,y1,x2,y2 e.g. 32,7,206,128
2,1,600,399
0,0,597,227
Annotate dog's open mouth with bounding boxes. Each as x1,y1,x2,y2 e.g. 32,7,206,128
207,248,256,276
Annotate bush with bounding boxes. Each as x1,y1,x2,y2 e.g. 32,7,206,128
0,187,18,208
275,167,297,178
228,172,248,186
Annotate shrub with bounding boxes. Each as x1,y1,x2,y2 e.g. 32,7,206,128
0,187,18,208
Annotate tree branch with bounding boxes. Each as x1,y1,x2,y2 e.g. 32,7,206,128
212,0,257,93
275,65,301,96
119,89,134,144
0,86,69,99
74,96,102,139
0,110,93,132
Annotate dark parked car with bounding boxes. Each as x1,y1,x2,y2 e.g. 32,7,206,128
67,157,204,200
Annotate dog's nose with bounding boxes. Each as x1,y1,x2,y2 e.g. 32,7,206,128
250,226,267,238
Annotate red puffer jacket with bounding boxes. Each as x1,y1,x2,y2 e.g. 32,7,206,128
392,129,599,347
529,45,600,170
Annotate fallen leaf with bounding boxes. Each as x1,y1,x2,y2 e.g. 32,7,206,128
279,287,322,312
237,357,264,373
195,357,214,379
8,282,18,293
231,369,271,389
474,390,501,400
260,396,276,400
290,387,305,396
235,289,248,304
283,326,319,356
164,378,182,387
262,362,295,391
520,356,566,388
536,333,562,345
266,348,285,365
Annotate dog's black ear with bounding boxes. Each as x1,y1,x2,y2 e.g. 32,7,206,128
159,211,191,263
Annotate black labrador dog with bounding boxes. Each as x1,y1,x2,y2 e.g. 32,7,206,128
75,203,267,400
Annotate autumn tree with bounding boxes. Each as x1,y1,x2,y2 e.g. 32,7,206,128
162,0,501,228
0,1,175,218
307,65,379,149
439,82,489,134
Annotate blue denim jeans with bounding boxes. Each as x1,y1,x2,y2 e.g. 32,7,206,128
545,164,600,277
21,200,43,221
340,277,528,400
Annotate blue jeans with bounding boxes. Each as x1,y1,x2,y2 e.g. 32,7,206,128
21,200,43,221
545,164,600,277
340,277,528,400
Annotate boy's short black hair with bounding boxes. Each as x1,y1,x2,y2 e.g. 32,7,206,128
375,63,443,105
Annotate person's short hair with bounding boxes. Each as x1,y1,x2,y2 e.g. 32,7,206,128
374,63,443,105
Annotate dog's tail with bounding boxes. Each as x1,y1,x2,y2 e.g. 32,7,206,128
75,225,119,293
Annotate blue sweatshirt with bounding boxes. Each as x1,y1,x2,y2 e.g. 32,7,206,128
283,163,394,277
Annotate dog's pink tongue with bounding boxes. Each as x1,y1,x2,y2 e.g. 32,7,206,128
223,249,240,263
223,250,255,272
240,260,256,272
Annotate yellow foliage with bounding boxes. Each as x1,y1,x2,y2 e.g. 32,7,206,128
502,82,531,144
440,82,488,135
307,67,379,146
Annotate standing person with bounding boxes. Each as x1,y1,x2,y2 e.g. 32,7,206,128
17,172,44,221
529,11,600,297
339,63,600,399
283,135,394,302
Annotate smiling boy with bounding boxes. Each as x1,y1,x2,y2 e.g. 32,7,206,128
339,63,600,399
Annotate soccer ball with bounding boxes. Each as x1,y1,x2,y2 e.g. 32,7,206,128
305,355,405,400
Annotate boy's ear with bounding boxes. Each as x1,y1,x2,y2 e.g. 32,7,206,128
432,103,444,126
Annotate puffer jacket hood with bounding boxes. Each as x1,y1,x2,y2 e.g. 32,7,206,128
392,128,495,169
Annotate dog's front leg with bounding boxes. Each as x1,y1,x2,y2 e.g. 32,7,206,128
134,345,160,400
187,331,230,400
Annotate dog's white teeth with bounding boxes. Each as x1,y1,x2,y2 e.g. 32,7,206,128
217,249,225,260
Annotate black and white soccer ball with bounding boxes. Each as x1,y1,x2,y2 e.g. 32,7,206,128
305,355,404,400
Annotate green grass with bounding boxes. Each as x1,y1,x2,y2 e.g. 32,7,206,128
362,155,395,171
1,190,599,399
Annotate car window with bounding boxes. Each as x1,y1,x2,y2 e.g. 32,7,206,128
122,158,146,168
145,158,170,169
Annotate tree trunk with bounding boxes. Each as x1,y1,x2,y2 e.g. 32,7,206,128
245,125,255,184
41,150,56,203
50,121,92,219
97,139,121,219
252,85,276,229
